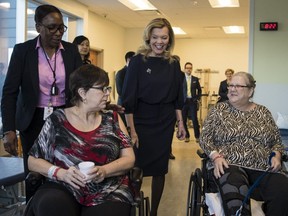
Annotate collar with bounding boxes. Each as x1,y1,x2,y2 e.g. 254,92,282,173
35,36,64,51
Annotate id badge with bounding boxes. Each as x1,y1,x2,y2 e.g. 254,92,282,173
43,107,54,120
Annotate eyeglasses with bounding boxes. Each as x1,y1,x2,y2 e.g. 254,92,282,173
227,84,250,90
90,86,112,94
185,67,193,70
39,23,68,34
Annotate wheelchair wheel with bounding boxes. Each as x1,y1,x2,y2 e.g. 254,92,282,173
187,168,202,216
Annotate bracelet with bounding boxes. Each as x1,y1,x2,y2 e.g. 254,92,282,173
47,165,57,179
53,167,61,180
212,155,224,163
177,120,183,123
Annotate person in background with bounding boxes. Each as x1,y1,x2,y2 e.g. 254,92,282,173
1,4,83,200
115,51,135,125
122,18,186,216
218,68,234,102
182,62,201,143
28,64,135,216
73,35,91,65
200,72,288,215
168,54,182,160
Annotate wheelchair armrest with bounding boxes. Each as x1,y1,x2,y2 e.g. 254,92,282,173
25,172,45,196
129,167,143,204
282,154,288,162
197,149,208,159
130,167,143,185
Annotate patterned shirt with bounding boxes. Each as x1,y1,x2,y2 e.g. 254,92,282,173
200,101,284,171
29,109,134,206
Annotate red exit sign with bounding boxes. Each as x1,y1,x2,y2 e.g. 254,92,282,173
260,22,278,31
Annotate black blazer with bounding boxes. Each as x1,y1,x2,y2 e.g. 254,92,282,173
218,79,229,102
183,75,202,102
115,66,127,105
1,36,82,132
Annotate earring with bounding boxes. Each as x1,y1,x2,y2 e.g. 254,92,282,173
83,98,87,104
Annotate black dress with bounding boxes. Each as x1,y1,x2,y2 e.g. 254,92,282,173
122,54,183,176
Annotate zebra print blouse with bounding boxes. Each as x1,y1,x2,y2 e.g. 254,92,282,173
200,101,284,171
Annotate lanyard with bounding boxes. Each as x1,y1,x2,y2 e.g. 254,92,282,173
40,39,59,96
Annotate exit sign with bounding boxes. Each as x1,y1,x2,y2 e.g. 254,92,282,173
260,22,278,31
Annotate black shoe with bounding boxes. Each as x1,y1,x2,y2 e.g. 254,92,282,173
169,153,176,160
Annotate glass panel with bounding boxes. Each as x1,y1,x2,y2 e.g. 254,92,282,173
0,0,16,124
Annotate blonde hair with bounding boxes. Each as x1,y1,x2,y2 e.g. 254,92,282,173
137,18,175,63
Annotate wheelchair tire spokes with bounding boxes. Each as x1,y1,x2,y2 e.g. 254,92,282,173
187,168,203,216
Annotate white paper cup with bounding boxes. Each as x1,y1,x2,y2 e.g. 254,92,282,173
78,161,95,179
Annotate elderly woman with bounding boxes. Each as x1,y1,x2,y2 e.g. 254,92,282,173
28,64,135,216
200,72,288,215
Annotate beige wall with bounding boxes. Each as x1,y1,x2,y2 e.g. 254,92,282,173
42,0,250,105
252,0,288,118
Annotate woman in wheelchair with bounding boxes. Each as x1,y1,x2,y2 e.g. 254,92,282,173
200,72,288,216
27,64,135,216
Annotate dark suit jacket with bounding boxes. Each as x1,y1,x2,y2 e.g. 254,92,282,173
115,66,127,105
218,79,228,102
183,75,202,102
1,36,82,132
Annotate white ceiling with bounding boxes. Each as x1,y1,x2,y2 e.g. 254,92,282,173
76,0,250,39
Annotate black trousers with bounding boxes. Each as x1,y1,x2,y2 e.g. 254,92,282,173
215,165,288,216
31,182,131,216
182,99,200,139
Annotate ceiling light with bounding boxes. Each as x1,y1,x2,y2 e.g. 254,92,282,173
208,0,239,8
172,27,186,35
118,0,157,11
223,26,245,34
0,2,10,9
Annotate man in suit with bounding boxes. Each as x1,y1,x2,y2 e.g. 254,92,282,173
1,4,82,200
115,51,135,125
182,62,201,143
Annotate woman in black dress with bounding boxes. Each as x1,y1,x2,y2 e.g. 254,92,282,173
122,18,186,216
218,68,234,102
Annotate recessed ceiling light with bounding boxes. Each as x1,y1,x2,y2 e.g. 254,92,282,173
223,26,245,34
118,0,157,11
172,27,186,35
0,2,10,9
208,0,239,8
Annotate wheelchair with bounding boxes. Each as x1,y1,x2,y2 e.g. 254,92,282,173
187,149,288,216
23,167,150,216
186,149,212,216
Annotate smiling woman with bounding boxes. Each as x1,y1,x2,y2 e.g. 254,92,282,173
200,72,288,216
122,17,186,216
